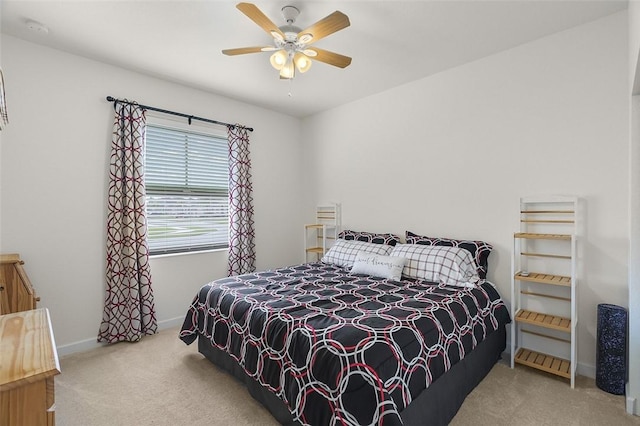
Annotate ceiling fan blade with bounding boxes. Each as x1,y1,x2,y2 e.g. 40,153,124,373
307,47,352,68
236,3,284,39
222,46,271,55
298,11,350,45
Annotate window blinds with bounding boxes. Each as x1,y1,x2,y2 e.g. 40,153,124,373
145,124,229,254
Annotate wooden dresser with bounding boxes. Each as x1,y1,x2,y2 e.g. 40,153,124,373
0,254,39,314
0,308,60,425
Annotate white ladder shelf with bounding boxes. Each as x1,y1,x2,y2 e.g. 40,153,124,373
510,196,579,388
304,204,341,262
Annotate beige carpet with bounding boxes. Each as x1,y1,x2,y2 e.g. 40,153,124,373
56,326,639,426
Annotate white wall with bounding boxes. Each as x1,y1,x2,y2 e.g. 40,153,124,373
0,35,305,353
628,0,640,416
303,12,629,377
0,9,633,387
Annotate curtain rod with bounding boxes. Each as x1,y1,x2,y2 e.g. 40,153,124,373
105,96,253,132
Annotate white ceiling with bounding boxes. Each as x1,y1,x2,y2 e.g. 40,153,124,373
0,0,627,118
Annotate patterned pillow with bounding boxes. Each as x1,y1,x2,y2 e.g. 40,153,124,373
405,231,492,279
321,239,394,269
338,229,402,246
390,244,480,288
350,252,407,281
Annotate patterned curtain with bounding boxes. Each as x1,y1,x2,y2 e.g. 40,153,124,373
227,125,256,276
98,101,157,343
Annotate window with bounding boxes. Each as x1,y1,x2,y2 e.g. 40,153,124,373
144,122,229,255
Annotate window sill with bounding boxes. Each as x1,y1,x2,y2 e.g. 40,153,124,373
149,247,228,259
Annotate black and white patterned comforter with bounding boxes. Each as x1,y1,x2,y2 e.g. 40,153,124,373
179,262,510,426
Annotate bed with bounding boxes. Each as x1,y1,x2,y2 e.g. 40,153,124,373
179,231,511,426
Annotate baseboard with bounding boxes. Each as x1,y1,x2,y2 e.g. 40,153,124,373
577,361,596,379
56,315,184,357
627,383,638,415
157,315,184,330
57,337,107,357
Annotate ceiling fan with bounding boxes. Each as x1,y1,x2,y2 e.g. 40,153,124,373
222,2,352,80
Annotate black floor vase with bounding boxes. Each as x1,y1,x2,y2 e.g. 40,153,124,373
595,303,627,395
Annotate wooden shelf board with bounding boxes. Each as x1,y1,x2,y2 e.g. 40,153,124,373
514,232,572,240
520,252,571,259
521,210,575,214
521,219,575,224
305,247,324,254
515,348,571,379
515,309,571,332
514,272,571,286
305,224,325,229
520,290,571,302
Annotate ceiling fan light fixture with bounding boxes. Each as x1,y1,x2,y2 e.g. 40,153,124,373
271,30,284,42
270,50,287,70
279,57,295,79
294,53,312,73
298,33,313,44
302,49,317,57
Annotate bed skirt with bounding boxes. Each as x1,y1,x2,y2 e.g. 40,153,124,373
197,324,506,426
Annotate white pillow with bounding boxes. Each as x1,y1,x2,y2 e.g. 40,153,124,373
389,244,480,288
350,252,407,281
321,239,394,269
